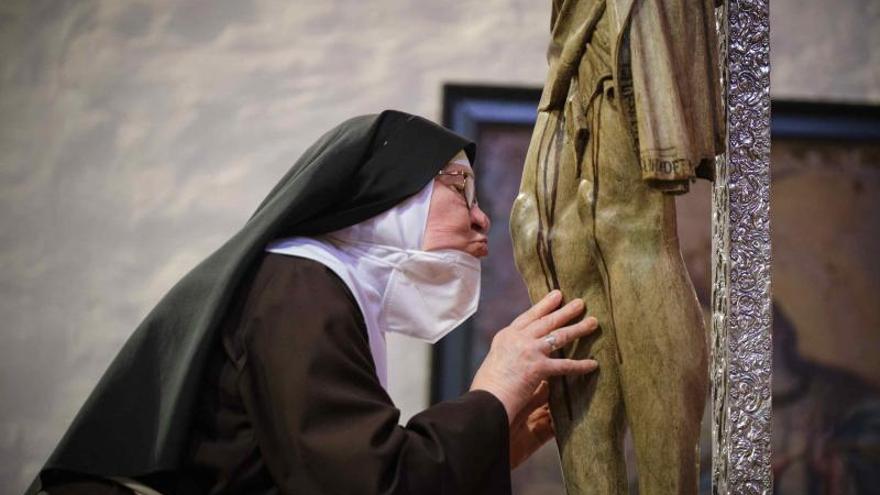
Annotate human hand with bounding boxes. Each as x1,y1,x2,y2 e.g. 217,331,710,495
469,290,599,424
509,381,554,470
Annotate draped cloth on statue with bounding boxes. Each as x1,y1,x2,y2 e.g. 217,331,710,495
541,0,724,193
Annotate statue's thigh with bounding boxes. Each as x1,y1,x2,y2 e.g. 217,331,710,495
511,108,610,315
587,82,708,432
511,111,570,301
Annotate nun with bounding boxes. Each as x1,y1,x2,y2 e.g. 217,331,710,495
30,110,599,495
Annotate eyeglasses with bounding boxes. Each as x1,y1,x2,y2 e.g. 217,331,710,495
436,169,478,209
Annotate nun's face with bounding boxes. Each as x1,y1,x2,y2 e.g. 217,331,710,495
422,162,491,257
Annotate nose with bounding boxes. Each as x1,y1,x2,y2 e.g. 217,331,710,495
470,203,491,234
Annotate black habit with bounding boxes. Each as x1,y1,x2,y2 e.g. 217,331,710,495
31,111,512,495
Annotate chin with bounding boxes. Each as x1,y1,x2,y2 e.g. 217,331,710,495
471,244,489,258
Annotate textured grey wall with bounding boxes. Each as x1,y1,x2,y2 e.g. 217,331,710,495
0,0,877,493
0,1,550,491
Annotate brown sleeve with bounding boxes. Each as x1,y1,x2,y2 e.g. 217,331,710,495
236,257,511,495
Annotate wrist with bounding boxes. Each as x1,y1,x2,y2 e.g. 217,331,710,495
469,385,517,425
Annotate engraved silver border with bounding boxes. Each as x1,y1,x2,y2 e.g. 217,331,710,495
711,0,773,493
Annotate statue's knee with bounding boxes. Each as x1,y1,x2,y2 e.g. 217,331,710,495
510,194,543,280
576,178,596,226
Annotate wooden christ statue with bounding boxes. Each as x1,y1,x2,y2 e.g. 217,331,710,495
510,0,724,493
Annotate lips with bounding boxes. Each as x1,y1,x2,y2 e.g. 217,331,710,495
472,238,489,256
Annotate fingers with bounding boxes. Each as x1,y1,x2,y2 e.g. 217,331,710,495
538,316,599,354
512,381,550,429
525,380,550,410
527,405,554,443
526,298,587,338
510,290,563,329
542,358,599,377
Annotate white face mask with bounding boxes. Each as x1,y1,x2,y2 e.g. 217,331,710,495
266,152,481,386
381,248,481,343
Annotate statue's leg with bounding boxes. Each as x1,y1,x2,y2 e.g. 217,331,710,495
554,344,627,495
616,256,707,495
588,85,709,494
512,105,627,495
557,98,631,495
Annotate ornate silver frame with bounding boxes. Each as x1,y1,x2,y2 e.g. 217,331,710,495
711,0,772,493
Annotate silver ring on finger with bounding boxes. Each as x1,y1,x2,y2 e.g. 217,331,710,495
543,332,560,353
